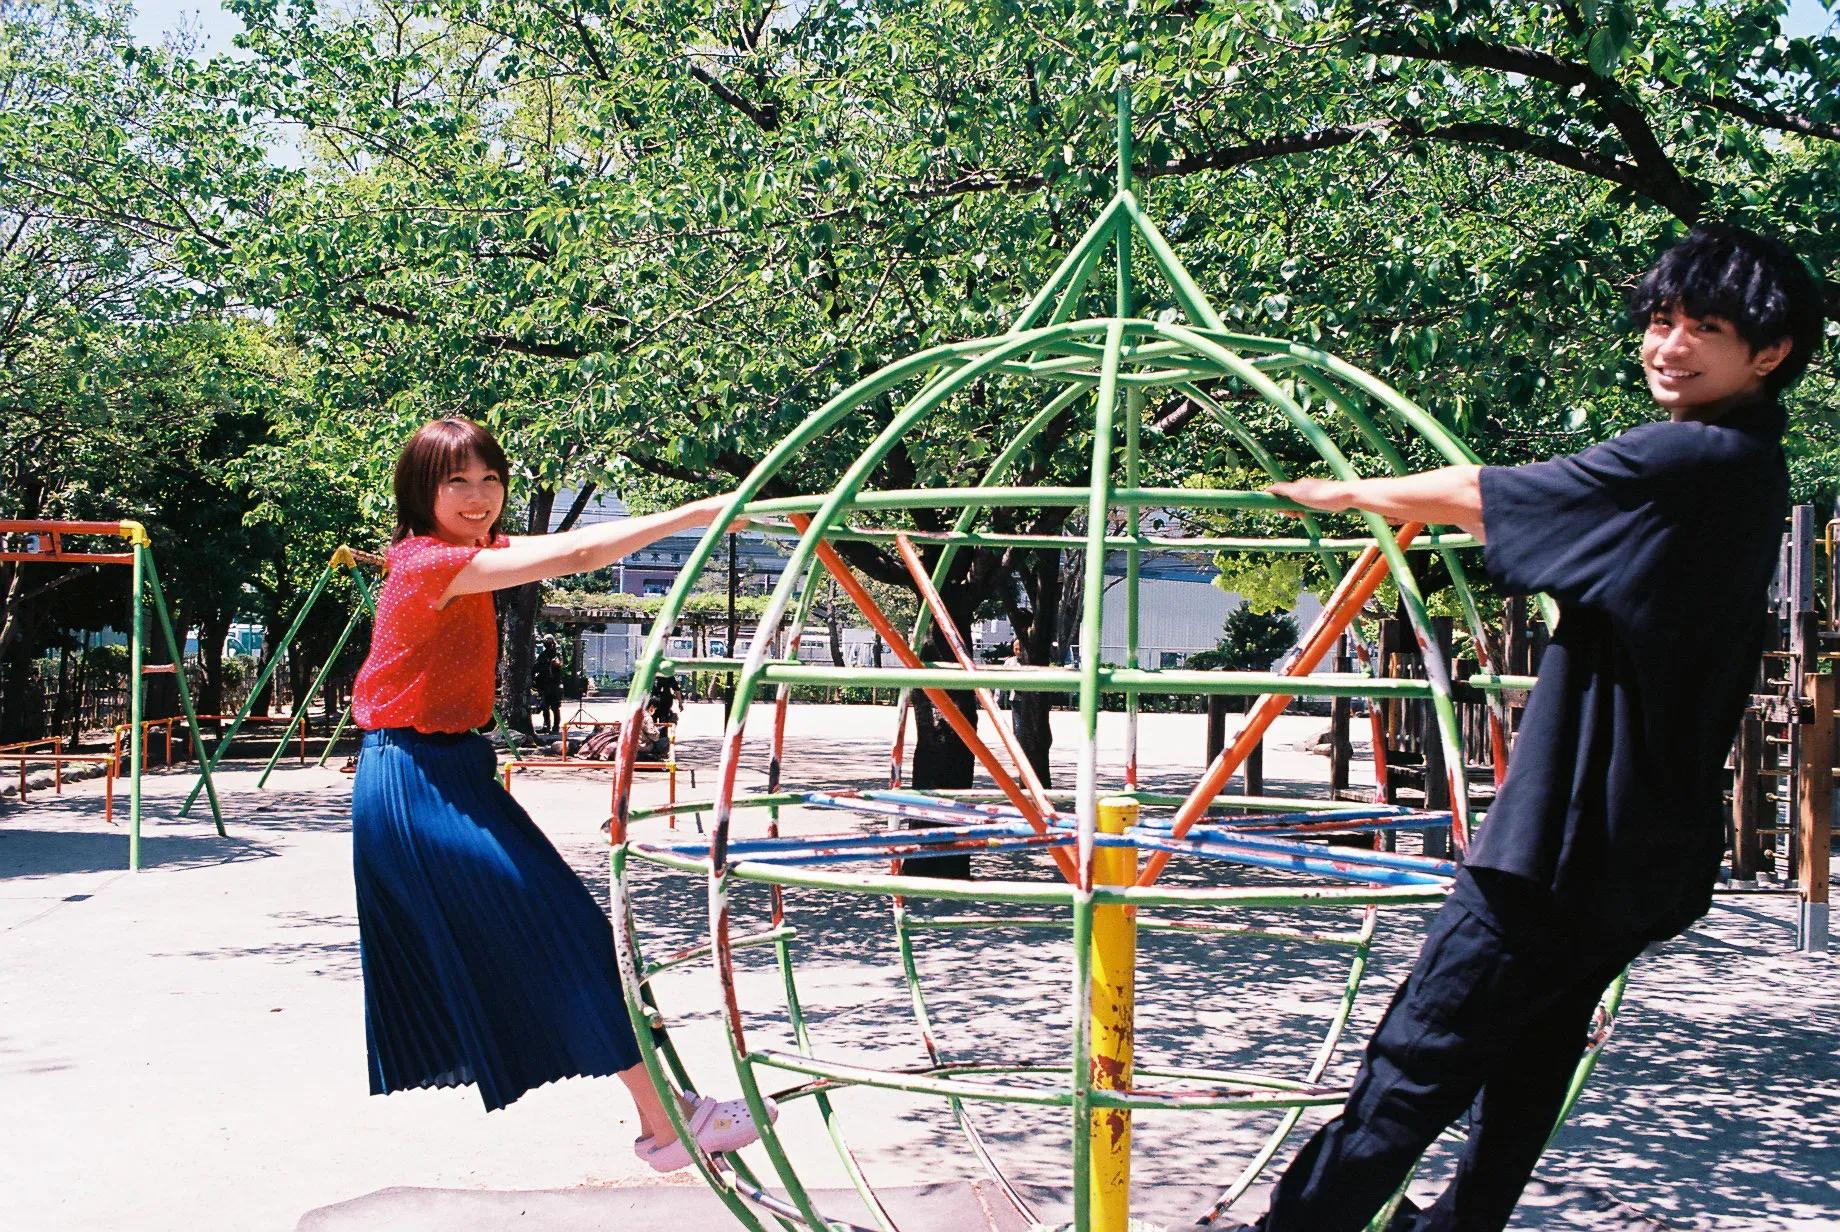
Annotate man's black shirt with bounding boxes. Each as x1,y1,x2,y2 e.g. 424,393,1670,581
1471,398,1788,946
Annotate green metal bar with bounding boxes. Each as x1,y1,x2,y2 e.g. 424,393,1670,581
752,1051,1073,1108
677,328,1109,1232
1069,888,1097,1231
142,552,225,835
1174,382,1386,675
128,541,145,871
256,596,367,789
316,696,357,769
639,925,797,983
317,570,378,767
1295,368,1515,764
1138,315,1475,838
754,1056,1360,1111
1123,385,1142,785
895,915,1369,946
180,561,339,816
1077,320,1125,798
773,932,900,1232
737,485,1305,517
1549,970,1629,1138
1006,196,1129,335
1207,907,1379,1216
674,325,1104,834
626,330,1020,708
606,844,782,1232
626,792,805,824
751,522,1480,554
751,1052,1358,1114
893,900,1043,1221
901,384,1092,701
1177,324,1563,629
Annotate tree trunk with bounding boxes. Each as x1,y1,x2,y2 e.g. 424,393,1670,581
904,579,983,877
71,632,92,744
257,553,294,716
498,486,557,738
0,479,44,666
0,562,25,667
198,608,232,716
1008,547,1065,787
142,601,179,723
907,682,977,879
0,611,36,742
825,579,844,666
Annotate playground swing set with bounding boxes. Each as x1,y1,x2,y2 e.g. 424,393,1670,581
0,530,393,869
0,520,225,870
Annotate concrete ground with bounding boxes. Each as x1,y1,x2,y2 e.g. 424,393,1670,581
2,702,1836,1232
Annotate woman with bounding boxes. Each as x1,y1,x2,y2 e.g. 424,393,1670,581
348,416,773,1171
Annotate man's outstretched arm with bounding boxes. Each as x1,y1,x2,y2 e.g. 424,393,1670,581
1266,466,1485,541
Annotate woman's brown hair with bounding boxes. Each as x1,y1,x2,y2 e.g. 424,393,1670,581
392,417,512,543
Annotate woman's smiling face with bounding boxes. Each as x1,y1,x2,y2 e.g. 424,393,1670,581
430,455,505,546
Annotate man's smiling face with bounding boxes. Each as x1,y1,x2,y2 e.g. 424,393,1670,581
1642,304,1789,421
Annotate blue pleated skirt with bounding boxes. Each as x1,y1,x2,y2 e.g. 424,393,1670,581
352,728,641,1111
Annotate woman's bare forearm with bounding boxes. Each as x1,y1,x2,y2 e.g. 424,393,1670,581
445,496,733,598
1265,466,1485,539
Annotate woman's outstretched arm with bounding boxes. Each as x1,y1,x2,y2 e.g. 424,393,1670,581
443,495,740,600
1265,466,1485,540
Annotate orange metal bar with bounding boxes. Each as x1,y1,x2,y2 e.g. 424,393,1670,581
1138,524,1423,887
0,551,133,564
0,520,140,564
0,737,62,752
893,533,1058,822
789,515,1081,884
112,717,187,768
0,751,114,802
0,519,136,536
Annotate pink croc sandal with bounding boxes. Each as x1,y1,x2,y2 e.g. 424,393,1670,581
635,1093,780,1173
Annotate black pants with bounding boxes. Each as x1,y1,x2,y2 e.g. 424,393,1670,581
1257,873,1635,1232
538,692,562,733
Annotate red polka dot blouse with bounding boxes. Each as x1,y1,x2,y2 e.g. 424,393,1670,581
353,534,508,733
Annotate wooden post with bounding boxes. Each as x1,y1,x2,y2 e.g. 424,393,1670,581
1731,713,1767,881
1205,694,1261,796
1205,693,1227,764
1504,596,1527,674
1796,672,1832,952
1329,636,1351,799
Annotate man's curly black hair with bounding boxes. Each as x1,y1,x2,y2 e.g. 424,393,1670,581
1629,223,1827,396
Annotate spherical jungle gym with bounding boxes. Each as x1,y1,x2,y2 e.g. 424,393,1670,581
600,83,1622,1232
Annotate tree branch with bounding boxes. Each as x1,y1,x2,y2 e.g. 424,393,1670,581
686,62,781,131
342,292,589,359
1369,31,1704,220
1692,89,1840,144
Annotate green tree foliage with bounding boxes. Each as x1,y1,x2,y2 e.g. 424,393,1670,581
3,0,1836,747
1187,604,1299,673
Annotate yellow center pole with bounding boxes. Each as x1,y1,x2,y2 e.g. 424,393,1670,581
1090,795,1139,1230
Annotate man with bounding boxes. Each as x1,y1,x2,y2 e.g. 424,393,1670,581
1232,224,1823,1231
533,635,565,734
